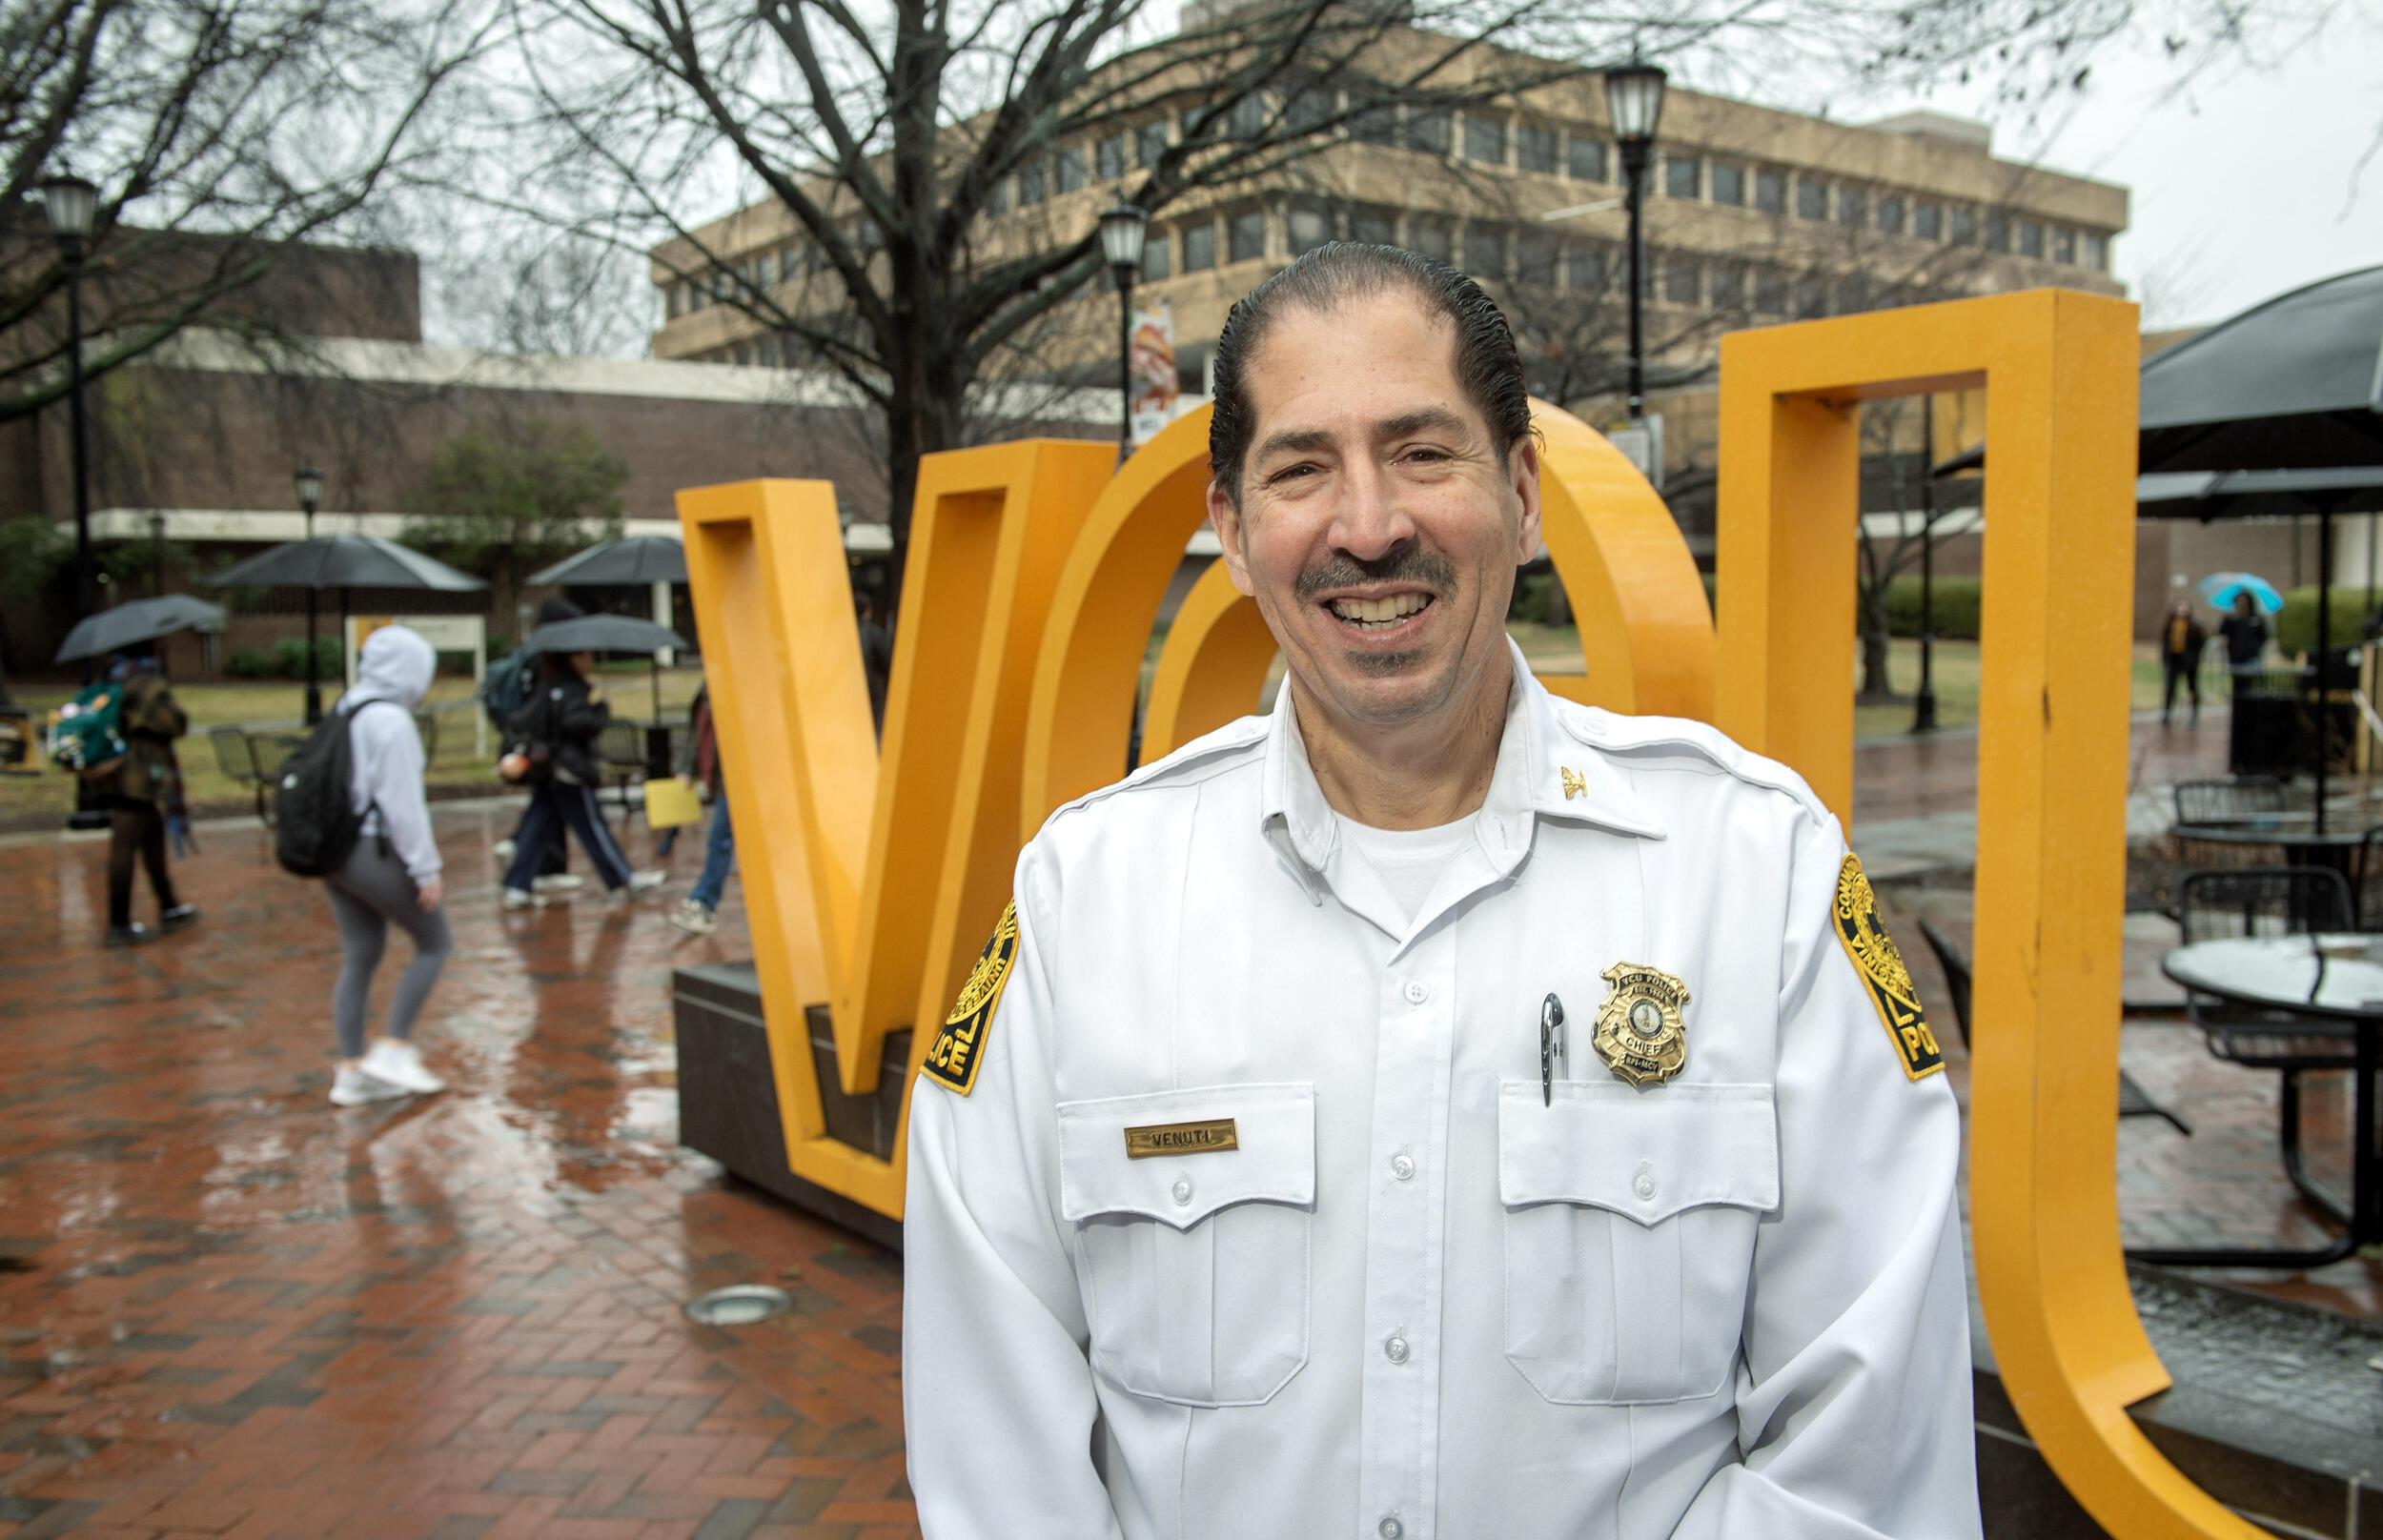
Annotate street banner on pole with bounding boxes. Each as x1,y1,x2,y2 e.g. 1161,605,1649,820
1130,300,1177,446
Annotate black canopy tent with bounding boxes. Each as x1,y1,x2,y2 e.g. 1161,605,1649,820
2138,265,2383,831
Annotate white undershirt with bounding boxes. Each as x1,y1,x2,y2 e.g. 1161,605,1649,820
1338,815,1475,926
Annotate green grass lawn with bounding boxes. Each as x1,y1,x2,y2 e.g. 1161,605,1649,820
2,667,706,828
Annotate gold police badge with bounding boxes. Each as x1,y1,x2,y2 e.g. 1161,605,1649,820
1591,962,1691,1087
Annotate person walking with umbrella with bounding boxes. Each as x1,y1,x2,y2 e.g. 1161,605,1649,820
2218,588,2271,680
498,638,664,907
93,653,197,945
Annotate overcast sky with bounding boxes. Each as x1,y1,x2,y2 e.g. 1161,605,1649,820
1829,16,2383,330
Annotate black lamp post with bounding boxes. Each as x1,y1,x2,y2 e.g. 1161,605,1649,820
39,172,99,667
1602,60,1666,421
295,463,325,723
1912,395,1939,733
1099,204,1151,463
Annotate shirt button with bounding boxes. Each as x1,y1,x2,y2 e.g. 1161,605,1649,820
1634,1165,1657,1201
1403,980,1430,1004
1171,1178,1192,1206
1390,1153,1416,1182
1379,1520,1404,1540
1384,1334,1410,1365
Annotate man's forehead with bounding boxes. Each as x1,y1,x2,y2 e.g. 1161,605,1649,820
1243,296,1479,446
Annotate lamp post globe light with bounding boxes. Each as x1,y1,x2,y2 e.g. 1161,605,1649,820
39,173,100,655
1601,60,1666,423
295,464,326,724
1099,204,1151,462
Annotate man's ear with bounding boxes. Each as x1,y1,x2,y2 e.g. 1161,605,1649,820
1509,434,1545,567
1208,478,1257,598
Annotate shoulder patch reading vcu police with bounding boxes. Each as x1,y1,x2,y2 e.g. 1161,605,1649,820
1831,854,1945,1082
922,900,1019,1096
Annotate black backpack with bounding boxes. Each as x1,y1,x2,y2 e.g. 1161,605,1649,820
500,685,560,784
272,698,390,878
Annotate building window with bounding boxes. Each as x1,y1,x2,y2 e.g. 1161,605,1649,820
1568,134,1607,182
1755,169,1786,214
1949,206,1976,244
1709,163,1745,206
1792,274,1829,318
1286,86,1334,135
1754,267,1787,314
1182,219,1216,272
1517,230,1559,286
1406,109,1450,155
1664,155,1701,198
1876,195,1904,235
1231,94,1266,140
1709,262,1745,311
1018,160,1046,204
1410,216,1453,265
2083,232,2108,270
1837,187,1866,228
1517,121,1558,174
1567,243,1607,293
665,285,682,319
1097,133,1127,181
1464,113,1506,165
1465,222,1508,278
988,176,1010,214
1663,255,1701,306
1228,207,1266,263
1138,230,1170,281
1136,120,1170,168
1349,204,1397,246
1796,179,1828,220
1056,146,1087,193
2018,221,2044,259
1913,201,1941,240
1983,213,2010,252
1350,101,1396,146
1834,276,1869,314
2052,227,2076,264
1288,201,1334,255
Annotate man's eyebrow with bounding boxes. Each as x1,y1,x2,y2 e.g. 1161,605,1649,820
1253,427,1335,462
1375,407,1472,443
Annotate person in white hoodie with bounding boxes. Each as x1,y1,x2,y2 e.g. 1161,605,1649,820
326,625,452,1106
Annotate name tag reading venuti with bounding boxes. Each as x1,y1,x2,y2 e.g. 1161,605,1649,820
1124,1119,1239,1159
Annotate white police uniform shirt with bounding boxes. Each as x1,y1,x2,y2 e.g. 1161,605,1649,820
903,640,1978,1540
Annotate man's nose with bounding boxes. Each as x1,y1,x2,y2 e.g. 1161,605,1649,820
1331,461,1418,559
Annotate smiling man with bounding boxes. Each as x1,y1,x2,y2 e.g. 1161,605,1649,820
903,244,1979,1539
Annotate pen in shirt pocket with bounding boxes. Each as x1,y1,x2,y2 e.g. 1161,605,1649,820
1540,992,1566,1105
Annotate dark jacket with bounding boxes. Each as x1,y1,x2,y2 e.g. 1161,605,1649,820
674,685,721,796
513,662,611,786
105,674,188,807
2160,613,2207,665
2219,612,2269,668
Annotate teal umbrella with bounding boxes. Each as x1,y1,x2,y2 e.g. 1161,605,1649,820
2196,572,2283,614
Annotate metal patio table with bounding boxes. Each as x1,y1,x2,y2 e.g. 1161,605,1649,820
2134,934,2383,1268
2173,815,2378,886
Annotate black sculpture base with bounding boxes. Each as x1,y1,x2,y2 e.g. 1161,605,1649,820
672,961,908,1252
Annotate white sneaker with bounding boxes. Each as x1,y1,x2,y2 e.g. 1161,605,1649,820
501,887,545,911
330,1065,409,1106
626,869,666,896
668,900,718,937
531,873,584,893
360,1039,445,1095
493,839,517,861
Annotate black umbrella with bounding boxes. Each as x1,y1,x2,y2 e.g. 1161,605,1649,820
53,595,229,664
2137,266,2383,833
525,537,687,587
2140,265,2383,476
527,614,690,717
207,534,486,591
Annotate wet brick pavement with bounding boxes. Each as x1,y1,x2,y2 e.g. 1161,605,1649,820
0,801,915,1540
1,709,2377,1538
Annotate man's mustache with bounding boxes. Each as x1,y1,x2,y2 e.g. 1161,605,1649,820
1293,540,1456,602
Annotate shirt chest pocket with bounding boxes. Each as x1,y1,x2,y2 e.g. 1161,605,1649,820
1498,1081,1778,1406
1057,1084,1315,1408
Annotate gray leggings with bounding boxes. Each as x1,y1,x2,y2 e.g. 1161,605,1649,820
326,838,452,1059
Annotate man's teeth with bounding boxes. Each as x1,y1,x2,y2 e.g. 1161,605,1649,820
1328,594,1432,629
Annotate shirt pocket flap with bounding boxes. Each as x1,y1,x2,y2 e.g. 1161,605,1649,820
1498,1081,1779,1226
1057,1084,1315,1230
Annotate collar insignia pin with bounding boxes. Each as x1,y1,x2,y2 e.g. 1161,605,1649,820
1592,962,1691,1086
1560,767,1586,800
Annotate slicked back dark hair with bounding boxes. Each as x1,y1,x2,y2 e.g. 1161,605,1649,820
1208,242,1532,506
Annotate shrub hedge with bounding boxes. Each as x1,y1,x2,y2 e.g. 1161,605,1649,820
227,637,344,679
2274,587,2381,655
